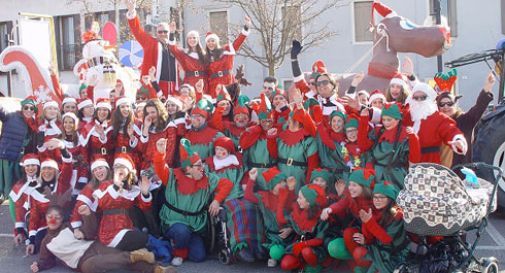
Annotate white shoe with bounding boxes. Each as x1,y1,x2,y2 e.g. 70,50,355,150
171,257,183,266
267,258,277,267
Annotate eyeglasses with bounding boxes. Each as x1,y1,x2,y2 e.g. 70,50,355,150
316,80,331,87
158,30,169,34
412,95,427,101
438,101,454,107
23,106,35,111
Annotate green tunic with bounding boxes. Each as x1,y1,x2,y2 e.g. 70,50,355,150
159,169,221,233
190,131,224,160
277,135,317,192
368,132,410,189
211,162,244,201
256,192,284,248
315,133,350,181
243,138,277,190
365,218,408,273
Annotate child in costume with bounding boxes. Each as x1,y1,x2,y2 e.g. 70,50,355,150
61,112,89,195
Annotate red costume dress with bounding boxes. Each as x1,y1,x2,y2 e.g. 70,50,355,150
139,123,177,169
206,28,249,97
63,137,89,195
168,36,208,90
37,119,63,162
9,175,37,236
92,181,152,247
80,120,114,165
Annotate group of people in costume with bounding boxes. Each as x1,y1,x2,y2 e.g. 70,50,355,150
0,1,499,273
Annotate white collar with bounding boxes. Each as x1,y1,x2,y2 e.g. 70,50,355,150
213,155,240,171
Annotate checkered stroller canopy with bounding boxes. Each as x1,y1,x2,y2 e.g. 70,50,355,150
397,163,496,236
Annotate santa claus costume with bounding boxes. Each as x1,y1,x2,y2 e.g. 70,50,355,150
358,103,421,189
206,136,264,262
79,99,114,165
28,147,73,254
205,23,250,97
153,138,233,265
111,97,143,169
92,153,152,250
406,83,467,163
62,112,89,192
9,154,39,241
274,184,329,273
36,101,64,163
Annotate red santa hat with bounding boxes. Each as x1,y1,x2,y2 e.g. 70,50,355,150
412,82,437,101
205,32,220,44
371,1,396,27
41,159,59,170
20,153,40,167
214,136,236,154
357,90,370,100
62,112,79,125
62,97,77,106
91,158,110,171
389,75,407,87
43,100,60,110
187,30,200,39
96,98,112,111
368,89,386,104
113,153,135,173
77,98,94,110
115,96,132,107
165,96,183,109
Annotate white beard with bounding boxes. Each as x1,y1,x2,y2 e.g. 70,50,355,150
409,100,438,134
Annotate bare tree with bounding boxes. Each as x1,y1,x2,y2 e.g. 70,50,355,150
214,0,340,76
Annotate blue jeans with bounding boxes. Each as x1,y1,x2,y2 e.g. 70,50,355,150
165,223,206,262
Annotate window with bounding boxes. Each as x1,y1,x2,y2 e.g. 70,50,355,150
0,21,13,53
430,0,457,37
209,10,229,44
353,1,373,43
282,5,302,41
55,15,81,70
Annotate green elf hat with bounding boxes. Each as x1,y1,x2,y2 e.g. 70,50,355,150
344,117,359,130
179,138,201,168
21,95,38,113
216,86,231,102
381,103,402,120
310,168,333,185
303,97,319,110
330,110,346,123
137,85,150,98
255,93,273,120
191,99,214,120
348,168,375,189
373,181,400,200
79,83,87,92
233,95,250,116
300,184,327,207
262,166,287,190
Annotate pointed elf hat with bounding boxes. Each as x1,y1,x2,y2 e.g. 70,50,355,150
373,181,400,200
311,60,328,79
381,103,402,120
310,168,334,184
252,93,273,120
216,86,231,102
300,184,327,207
180,138,201,168
233,95,250,116
262,167,287,190
191,99,214,120
434,68,458,93
344,115,359,129
348,168,376,189
371,1,396,27
290,105,317,136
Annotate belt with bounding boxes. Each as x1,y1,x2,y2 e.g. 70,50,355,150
278,157,307,167
421,146,440,154
186,70,207,78
93,147,108,155
164,200,207,216
115,146,131,153
102,208,129,216
210,70,230,79
249,162,276,168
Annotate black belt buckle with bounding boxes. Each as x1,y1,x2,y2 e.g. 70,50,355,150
101,147,107,155
121,146,127,153
194,71,200,77
217,71,224,77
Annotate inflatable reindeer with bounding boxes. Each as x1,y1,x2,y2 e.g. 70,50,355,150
337,1,452,93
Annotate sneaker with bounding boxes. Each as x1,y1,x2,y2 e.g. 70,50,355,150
154,265,178,273
237,248,255,263
171,257,183,266
130,248,155,264
267,258,277,267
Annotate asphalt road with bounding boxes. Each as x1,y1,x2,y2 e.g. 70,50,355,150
1,202,505,273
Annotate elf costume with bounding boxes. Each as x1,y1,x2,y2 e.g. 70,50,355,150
212,95,251,149
275,184,329,273
153,138,233,262
185,99,224,161
268,106,319,192
360,182,408,273
358,103,421,189
206,136,264,261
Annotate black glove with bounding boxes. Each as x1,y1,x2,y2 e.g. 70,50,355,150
290,40,303,59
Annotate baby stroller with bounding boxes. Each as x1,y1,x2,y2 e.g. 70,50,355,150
395,163,501,273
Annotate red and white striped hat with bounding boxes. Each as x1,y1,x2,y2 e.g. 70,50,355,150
20,153,40,167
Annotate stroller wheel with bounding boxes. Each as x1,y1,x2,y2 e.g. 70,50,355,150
394,264,410,273
218,249,232,265
483,262,498,273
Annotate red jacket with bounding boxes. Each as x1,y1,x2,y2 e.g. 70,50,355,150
9,177,37,235
70,182,98,229
168,39,208,90
140,123,177,169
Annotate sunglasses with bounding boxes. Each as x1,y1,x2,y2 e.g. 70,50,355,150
438,101,454,107
158,30,169,34
23,106,35,111
316,80,331,87
412,95,427,101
